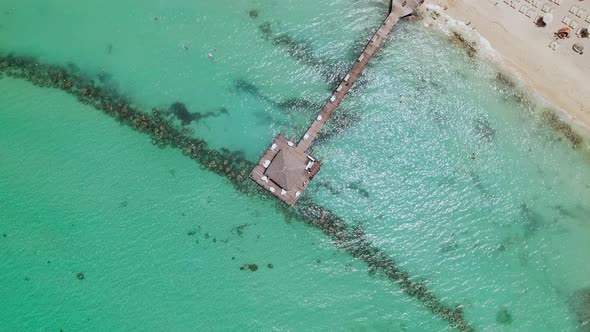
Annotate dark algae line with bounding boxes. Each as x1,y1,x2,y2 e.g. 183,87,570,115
0,54,473,331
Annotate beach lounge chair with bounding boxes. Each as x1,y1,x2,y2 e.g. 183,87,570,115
586,14,590,23
563,16,572,25
549,39,560,50
511,1,518,8
569,5,579,14
344,74,350,82
576,9,586,18
519,5,528,13
541,4,550,12
532,0,540,7
570,20,579,29
336,85,342,92
357,54,365,62
271,143,277,151
504,0,510,4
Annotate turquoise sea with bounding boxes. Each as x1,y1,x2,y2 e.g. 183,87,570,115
1,0,589,331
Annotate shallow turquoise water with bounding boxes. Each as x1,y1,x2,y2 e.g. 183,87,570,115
1,0,589,331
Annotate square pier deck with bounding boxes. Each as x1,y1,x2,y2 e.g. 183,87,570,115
249,134,321,206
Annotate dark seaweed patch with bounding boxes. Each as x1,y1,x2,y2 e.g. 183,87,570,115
347,181,370,198
316,180,341,195
277,98,321,112
272,33,320,67
542,109,583,149
496,308,513,325
554,205,579,220
234,79,272,104
495,72,515,89
315,110,362,145
449,31,477,58
439,241,459,253
473,116,496,143
258,22,273,40
520,203,543,238
255,22,351,84
166,102,227,125
233,79,319,113
232,223,250,237
467,170,488,195
568,287,590,327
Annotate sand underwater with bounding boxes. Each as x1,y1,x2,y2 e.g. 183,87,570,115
1,0,590,331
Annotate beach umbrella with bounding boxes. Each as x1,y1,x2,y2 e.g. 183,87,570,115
543,13,554,24
573,43,584,54
558,27,571,33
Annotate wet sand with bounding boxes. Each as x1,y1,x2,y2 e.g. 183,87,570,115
421,0,590,139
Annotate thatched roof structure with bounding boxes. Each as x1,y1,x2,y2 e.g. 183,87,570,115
265,149,306,190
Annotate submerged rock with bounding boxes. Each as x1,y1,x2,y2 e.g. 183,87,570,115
240,264,258,272
568,287,590,328
496,308,512,325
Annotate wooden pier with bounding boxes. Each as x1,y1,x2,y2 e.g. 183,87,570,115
250,0,422,206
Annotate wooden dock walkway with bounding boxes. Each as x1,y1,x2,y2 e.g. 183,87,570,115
250,0,422,206
297,1,418,151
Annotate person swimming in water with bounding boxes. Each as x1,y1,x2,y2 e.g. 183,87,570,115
208,53,215,61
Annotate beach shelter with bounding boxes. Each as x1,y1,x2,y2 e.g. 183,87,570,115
557,26,571,38
581,27,589,38
265,149,306,191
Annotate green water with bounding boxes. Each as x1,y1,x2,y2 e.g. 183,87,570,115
1,0,589,331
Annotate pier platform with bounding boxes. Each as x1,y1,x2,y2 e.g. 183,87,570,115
249,0,422,206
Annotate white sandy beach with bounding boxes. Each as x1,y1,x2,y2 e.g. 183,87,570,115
420,0,590,138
